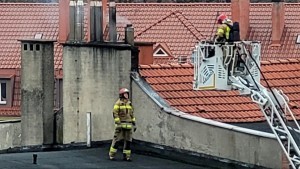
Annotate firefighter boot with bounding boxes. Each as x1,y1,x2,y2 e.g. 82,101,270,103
109,146,117,160
123,150,132,162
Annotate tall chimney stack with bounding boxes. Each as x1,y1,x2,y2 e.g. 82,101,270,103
69,0,76,41
75,0,85,42
271,0,285,46
89,0,104,42
109,1,117,42
102,0,108,33
231,0,250,40
20,39,55,146
58,0,70,43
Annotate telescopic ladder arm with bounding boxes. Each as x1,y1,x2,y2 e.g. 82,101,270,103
230,75,300,169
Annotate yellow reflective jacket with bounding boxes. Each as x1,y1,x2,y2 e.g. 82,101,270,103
216,20,232,41
113,98,135,129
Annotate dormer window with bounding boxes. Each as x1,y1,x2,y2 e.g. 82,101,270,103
0,82,7,104
153,43,173,58
154,48,168,57
0,76,14,107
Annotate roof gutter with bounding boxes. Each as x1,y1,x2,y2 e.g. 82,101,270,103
131,71,276,139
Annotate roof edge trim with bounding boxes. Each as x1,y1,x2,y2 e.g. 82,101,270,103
131,71,276,139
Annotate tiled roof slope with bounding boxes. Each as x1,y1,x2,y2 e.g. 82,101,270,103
139,59,300,123
117,3,300,61
0,3,62,69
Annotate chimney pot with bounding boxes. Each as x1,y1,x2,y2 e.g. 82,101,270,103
125,25,134,46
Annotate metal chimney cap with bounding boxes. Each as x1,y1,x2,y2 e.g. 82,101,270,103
18,39,56,43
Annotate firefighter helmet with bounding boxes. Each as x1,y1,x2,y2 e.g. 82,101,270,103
217,13,227,24
119,88,129,95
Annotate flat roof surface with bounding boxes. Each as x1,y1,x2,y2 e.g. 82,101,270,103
0,147,212,169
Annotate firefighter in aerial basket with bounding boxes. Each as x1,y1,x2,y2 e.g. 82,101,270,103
109,88,136,161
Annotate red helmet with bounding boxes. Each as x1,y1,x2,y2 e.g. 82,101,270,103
119,88,129,95
217,14,227,24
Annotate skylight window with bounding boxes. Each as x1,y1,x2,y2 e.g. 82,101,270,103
34,33,43,39
297,35,300,44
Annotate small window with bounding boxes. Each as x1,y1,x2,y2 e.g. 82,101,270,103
36,44,40,51
30,44,34,51
0,82,6,104
24,44,28,51
34,33,43,39
154,48,168,57
297,35,300,44
0,77,14,107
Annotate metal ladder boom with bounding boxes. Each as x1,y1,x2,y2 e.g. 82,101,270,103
230,75,300,169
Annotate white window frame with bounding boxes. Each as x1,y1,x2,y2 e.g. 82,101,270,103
297,35,300,44
0,82,7,105
153,48,168,57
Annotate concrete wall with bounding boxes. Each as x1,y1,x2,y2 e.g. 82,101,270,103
20,40,55,146
63,43,132,144
0,121,21,150
131,77,284,169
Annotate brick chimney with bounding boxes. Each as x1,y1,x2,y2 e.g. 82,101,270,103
231,0,250,40
58,0,70,43
271,0,285,46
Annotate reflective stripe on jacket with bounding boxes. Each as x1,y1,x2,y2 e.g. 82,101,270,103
216,23,231,40
113,98,135,129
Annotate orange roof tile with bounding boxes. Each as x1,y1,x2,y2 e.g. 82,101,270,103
139,59,300,123
0,3,61,69
116,3,300,62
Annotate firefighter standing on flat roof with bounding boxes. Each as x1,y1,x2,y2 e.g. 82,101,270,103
109,88,136,162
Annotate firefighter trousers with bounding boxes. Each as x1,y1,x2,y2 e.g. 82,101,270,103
109,127,133,159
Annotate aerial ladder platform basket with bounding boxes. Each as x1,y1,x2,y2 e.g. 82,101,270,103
192,41,300,169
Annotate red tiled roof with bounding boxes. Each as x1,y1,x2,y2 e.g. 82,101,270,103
1,3,299,69
117,3,300,61
0,3,62,116
139,59,300,123
0,3,62,69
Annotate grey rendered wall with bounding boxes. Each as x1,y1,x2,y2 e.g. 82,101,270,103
0,121,21,150
131,82,283,169
63,44,131,144
20,40,54,146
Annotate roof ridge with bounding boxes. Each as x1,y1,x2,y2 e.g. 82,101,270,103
118,3,231,6
134,10,205,41
0,3,58,5
173,11,204,41
261,59,300,65
134,11,178,39
139,63,193,69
